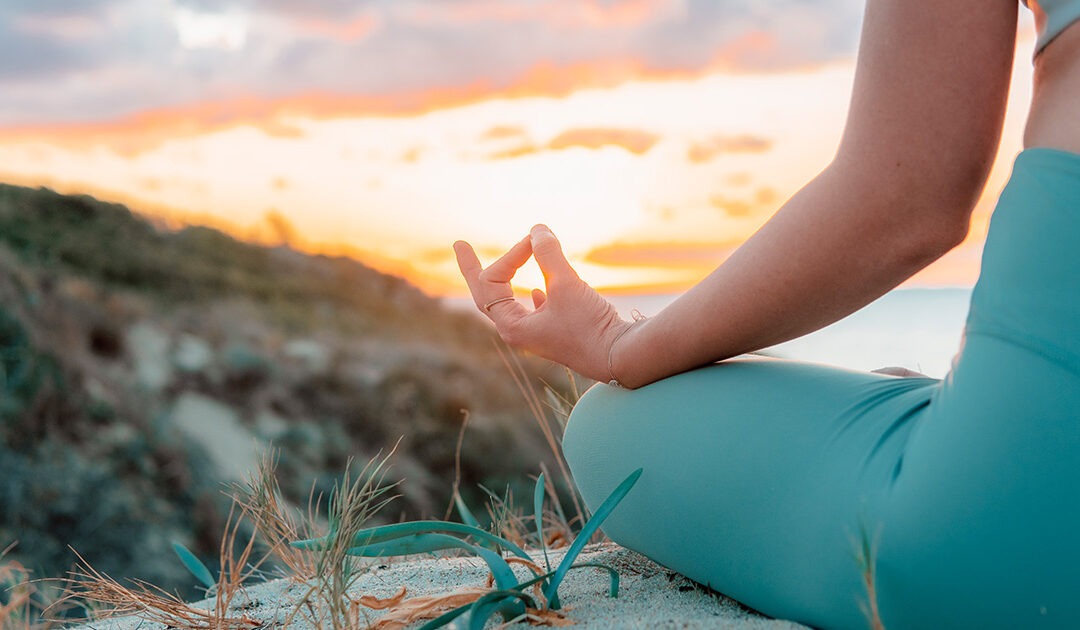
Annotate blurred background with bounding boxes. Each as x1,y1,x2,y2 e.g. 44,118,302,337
0,0,1037,608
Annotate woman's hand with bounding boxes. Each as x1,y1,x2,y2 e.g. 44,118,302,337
454,224,630,382
871,366,929,378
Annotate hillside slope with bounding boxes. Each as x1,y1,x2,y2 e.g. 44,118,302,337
0,184,572,601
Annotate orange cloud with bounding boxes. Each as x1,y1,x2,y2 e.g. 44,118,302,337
585,240,740,269
293,13,380,42
488,143,541,160
484,126,660,160
0,57,700,156
401,0,682,30
709,187,778,217
400,146,423,163
708,195,754,217
724,171,755,187
479,125,528,141
708,30,782,72
548,128,659,155
688,134,773,163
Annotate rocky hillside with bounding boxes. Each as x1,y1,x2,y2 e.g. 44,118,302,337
0,184,573,601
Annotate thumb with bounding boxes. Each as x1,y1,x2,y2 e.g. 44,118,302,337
530,224,578,284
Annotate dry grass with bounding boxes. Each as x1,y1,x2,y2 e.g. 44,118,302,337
51,448,398,629
1,542,34,629
53,504,266,629
31,347,613,630
231,449,322,581
280,447,399,630
496,344,586,541
1,542,69,630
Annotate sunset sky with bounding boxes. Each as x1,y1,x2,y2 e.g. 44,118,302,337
0,0,1038,297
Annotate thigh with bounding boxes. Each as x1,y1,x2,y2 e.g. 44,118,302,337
875,149,1080,628
875,335,1080,629
563,357,939,630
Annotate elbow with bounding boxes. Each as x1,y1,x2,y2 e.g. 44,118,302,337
899,203,972,268
925,209,971,254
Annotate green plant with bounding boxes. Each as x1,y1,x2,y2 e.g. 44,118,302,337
282,448,399,630
293,467,642,628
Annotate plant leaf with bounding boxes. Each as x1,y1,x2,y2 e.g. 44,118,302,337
170,541,215,590
542,468,642,608
467,590,535,630
454,493,481,529
294,520,532,561
567,562,620,598
347,532,524,592
416,603,470,630
533,472,550,573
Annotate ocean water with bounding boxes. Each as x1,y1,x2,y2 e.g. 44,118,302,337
607,288,972,379
446,288,973,380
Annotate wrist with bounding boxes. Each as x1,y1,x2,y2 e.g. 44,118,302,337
607,309,647,389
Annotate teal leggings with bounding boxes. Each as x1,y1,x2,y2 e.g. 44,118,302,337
562,149,1080,629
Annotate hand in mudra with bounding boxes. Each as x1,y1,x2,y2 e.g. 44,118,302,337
454,224,630,382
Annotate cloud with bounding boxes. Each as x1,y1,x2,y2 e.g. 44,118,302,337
400,146,423,163
479,125,528,141
0,17,104,81
399,0,686,30
0,0,864,126
724,171,754,187
480,126,661,160
548,128,660,155
585,239,740,268
488,143,540,160
688,134,773,163
709,186,779,217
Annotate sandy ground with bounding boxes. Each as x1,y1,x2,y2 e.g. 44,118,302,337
72,543,809,629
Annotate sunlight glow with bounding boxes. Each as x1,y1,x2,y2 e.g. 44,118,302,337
0,27,1036,297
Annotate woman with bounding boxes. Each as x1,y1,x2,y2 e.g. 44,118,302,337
455,1,1080,627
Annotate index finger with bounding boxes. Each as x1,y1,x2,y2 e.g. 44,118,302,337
454,240,484,301
481,235,532,284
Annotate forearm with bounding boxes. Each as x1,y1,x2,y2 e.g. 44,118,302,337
610,163,969,389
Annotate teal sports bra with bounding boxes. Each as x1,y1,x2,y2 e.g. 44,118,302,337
1025,0,1080,52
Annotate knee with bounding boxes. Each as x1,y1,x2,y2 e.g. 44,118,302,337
560,384,616,492
560,384,647,519
561,383,610,469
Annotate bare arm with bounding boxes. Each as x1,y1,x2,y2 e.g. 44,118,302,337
456,0,1018,388
610,0,1018,387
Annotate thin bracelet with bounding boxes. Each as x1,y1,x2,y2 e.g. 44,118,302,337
607,309,646,388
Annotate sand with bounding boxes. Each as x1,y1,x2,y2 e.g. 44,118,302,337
72,543,809,629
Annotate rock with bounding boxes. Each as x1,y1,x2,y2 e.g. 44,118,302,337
174,334,214,373
170,392,261,481
254,409,289,439
127,322,172,392
282,339,330,373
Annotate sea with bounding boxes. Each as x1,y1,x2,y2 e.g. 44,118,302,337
446,288,974,380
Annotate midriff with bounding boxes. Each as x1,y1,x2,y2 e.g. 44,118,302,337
1026,21,1080,154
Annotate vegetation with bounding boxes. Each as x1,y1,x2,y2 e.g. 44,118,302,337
0,183,571,620
0,183,479,341
53,439,640,629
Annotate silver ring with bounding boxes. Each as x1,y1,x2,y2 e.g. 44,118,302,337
483,296,517,312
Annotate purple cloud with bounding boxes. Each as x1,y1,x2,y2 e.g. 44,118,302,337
0,0,864,126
